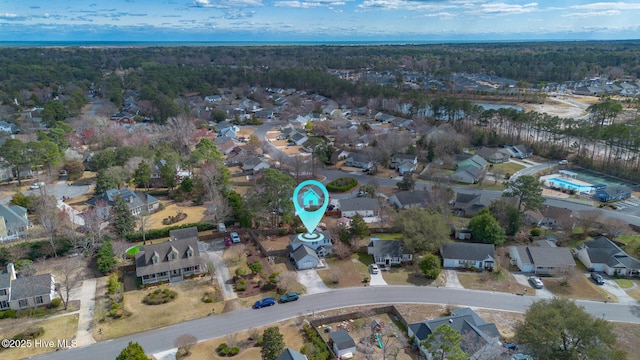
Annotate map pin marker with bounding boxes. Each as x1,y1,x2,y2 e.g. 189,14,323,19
293,180,329,239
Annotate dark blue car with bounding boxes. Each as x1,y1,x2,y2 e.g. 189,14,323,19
254,297,276,309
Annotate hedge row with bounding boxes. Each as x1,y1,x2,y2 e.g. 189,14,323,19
325,177,358,192
124,222,215,242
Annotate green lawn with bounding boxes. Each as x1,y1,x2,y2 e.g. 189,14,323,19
615,279,634,288
371,233,403,240
491,162,525,175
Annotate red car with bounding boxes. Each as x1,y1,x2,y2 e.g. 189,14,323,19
224,237,232,246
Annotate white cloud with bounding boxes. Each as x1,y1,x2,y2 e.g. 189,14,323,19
0,13,27,20
571,2,640,10
474,2,538,15
563,10,621,18
358,0,455,11
192,0,264,8
224,10,255,18
274,0,346,8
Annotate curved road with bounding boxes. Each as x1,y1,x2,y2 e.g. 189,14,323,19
33,286,639,360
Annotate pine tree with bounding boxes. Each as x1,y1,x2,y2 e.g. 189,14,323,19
261,327,285,360
112,194,135,237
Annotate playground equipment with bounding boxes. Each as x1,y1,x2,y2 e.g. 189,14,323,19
375,333,384,348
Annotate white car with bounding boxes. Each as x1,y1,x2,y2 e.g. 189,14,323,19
369,264,379,274
558,159,568,165
230,232,241,243
528,276,544,289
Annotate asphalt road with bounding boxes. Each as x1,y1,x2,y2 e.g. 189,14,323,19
31,286,640,360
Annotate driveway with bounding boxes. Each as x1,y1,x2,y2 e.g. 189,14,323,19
297,269,331,294
444,270,464,289
592,274,637,305
369,270,387,286
71,278,97,346
512,273,554,298
203,240,237,301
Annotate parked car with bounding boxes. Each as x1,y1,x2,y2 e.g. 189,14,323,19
230,232,241,243
558,159,568,165
369,264,380,274
591,272,605,285
224,237,232,246
528,276,544,289
279,292,299,303
254,297,276,309
217,222,226,232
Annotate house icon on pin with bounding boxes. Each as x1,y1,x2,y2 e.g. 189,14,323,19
301,188,322,208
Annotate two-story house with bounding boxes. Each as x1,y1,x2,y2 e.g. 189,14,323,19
0,204,29,243
87,188,160,217
0,263,56,311
289,229,333,270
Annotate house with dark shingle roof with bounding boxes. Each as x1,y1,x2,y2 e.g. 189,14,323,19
408,308,505,360
135,227,206,285
389,190,430,209
0,204,29,242
289,229,333,259
87,188,159,216
452,191,493,217
242,156,270,174
441,243,496,271
290,245,319,270
339,197,379,218
344,153,373,170
277,348,308,360
576,236,640,276
0,263,56,311
509,243,575,275
367,238,412,267
476,147,511,163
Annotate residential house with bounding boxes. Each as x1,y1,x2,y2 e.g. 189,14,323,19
242,156,270,174
367,238,413,267
135,227,206,285
476,147,511,163
225,146,248,166
289,229,333,258
509,243,576,275
150,159,189,186
218,139,237,155
218,124,239,139
277,348,308,360
344,153,373,170
0,120,19,134
87,188,160,216
204,95,222,103
457,154,488,169
328,330,356,358
576,236,640,276
290,245,319,270
523,205,573,228
450,166,483,184
441,243,496,271
339,197,380,218
0,204,29,242
374,112,396,123
452,192,492,217
0,263,57,311
594,185,632,202
506,145,533,159
390,154,418,174
290,131,308,146
0,165,11,181
389,190,430,209
408,308,505,360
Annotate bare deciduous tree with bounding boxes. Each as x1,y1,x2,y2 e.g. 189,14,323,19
56,256,85,310
206,261,216,285
276,272,297,293
35,191,63,257
574,209,603,239
174,333,198,357
599,217,629,239
164,115,197,156
112,240,130,261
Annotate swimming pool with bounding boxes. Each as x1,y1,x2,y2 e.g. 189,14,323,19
548,178,595,192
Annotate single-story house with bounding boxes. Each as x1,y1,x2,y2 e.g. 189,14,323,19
476,147,511,163
339,197,380,218
408,307,505,360
218,124,239,138
390,154,418,170
452,192,491,217
506,145,533,159
291,245,319,270
290,229,333,258
242,156,270,174
450,166,483,184
594,186,632,202
575,236,640,276
290,131,309,146
0,204,29,243
344,153,373,170
277,348,308,360
87,188,160,217
0,120,19,134
135,227,206,285
367,238,413,267
457,154,488,170
328,330,356,358
440,243,496,271
523,205,573,228
509,244,576,275
0,263,57,311
389,190,430,209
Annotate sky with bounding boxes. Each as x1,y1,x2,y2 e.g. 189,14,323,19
2,0,640,42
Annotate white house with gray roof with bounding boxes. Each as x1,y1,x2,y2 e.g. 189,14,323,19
389,190,430,209
509,242,575,275
339,197,379,218
367,238,412,267
0,263,56,311
575,236,640,276
135,227,206,285
0,204,29,243
87,188,159,217
441,243,496,271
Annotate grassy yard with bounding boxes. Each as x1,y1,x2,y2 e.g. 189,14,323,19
94,279,224,339
0,314,79,359
372,233,403,240
318,255,370,288
491,162,525,176
457,270,532,295
543,273,612,302
615,278,634,288
382,263,434,286
626,280,640,301
188,318,306,359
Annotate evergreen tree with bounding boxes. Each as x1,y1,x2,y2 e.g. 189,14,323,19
97,241,115,274
261,327,285,360
468,208,506,245
116,341,150,360
133,161,151,189
422,324,469,360
112,194,135,237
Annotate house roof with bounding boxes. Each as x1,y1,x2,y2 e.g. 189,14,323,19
0,204,29,231
135,230,205,277
408,308,500,352
346,153,371,164
87,189,159,210
10,273,54,300
292,244,319,262
368,239,409,259
392,153,417,162
329,330,355,350
0,271,11,289
277,348,308,360
514,246,575,268
581,236,640,270
170,227,199,242
390,190,429,207
440,243,495,261
339,197,380,212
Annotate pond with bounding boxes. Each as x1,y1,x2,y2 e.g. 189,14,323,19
475,103,523,111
